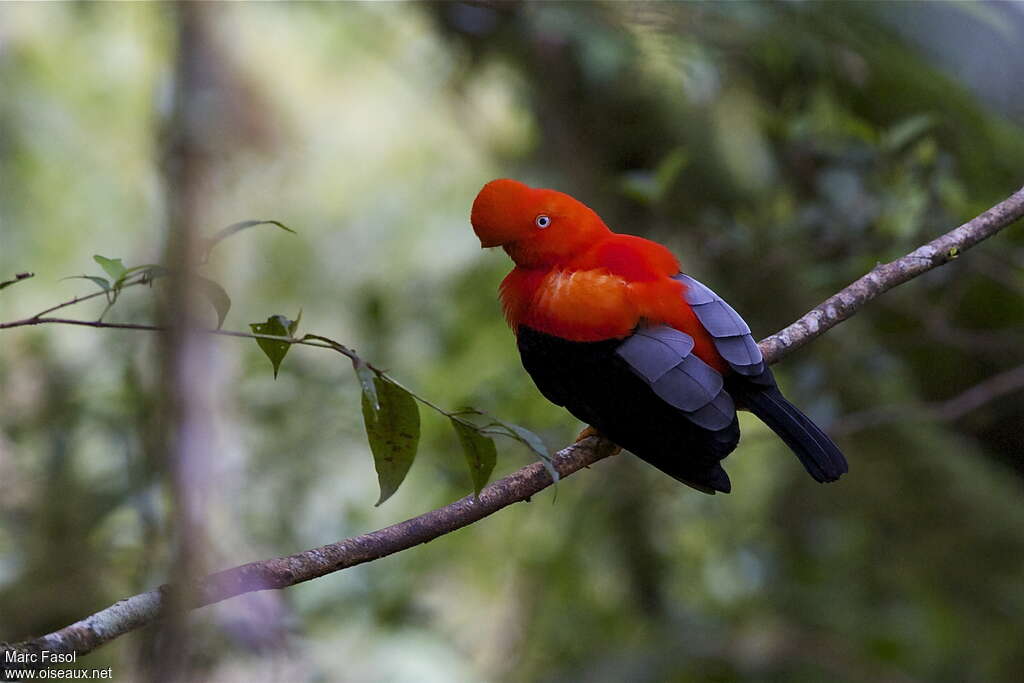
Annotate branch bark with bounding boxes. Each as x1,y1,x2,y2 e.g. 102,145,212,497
2,183,1023,663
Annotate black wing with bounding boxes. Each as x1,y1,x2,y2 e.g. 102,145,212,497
517,325,739,494
515,273,846,492
614,326,735,432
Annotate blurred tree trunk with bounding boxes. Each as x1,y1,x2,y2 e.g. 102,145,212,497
145,4,219,680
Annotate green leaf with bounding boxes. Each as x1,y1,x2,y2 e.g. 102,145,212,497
362,377,421,506
354,361,379,411
249,313,299,378
62,275,111,292
205,219,296,255
490,419,558,483
197,277,231,329
451,419,497,498
0,272,34,291
93,255,127,282
510,424,557,482
505,423,547,458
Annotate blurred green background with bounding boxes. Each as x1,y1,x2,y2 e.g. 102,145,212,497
2,2,1023,681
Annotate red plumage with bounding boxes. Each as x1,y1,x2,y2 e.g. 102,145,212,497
471,178,847,492
473,179,726,371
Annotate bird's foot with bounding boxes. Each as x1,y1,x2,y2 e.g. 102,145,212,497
575,426,622,456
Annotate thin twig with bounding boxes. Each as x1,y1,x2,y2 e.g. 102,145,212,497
0,272,35,291
1,317,334,350
2,183,1024,662
1,318,459,421
0,275,152,327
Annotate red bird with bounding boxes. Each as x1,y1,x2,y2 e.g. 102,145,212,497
470,179,847,493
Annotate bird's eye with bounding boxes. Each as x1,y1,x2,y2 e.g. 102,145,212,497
535,215,551,229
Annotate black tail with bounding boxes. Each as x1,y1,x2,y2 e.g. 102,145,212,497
733,383,848,483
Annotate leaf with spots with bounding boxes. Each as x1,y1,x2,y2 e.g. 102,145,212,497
362,377,421,506
249,312,301,378
451,419,497,499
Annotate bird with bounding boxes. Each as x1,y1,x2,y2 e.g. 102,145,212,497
470,178,848,494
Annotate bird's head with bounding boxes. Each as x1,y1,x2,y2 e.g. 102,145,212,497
470,179,611,268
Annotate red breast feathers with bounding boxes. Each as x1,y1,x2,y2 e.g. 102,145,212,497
471,179,726,371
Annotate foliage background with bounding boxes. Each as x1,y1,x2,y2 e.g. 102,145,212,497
1,2,1023,681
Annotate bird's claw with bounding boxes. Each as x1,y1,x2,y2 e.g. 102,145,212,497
575,426,622,456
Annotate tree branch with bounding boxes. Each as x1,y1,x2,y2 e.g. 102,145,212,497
0,276,149,329
0,436,619,664
2,184,1023,663
759,185,1024,362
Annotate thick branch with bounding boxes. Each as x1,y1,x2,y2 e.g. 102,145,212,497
2,183,1023,662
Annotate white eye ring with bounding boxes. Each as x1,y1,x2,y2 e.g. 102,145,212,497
535,214,551,229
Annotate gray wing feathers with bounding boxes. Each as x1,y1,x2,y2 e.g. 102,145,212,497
651,354,723,411
678,275,718,305
673,273,765,376
714,334,762,367
615,327,694,383
688,299,751,337
615,325,735,431
614,272,766,430
684,390,736,431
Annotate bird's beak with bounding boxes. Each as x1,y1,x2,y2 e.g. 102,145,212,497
472,220,522,249
477,234,506,248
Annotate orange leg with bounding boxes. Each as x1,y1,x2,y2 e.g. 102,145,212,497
575,426,622,455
